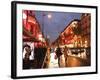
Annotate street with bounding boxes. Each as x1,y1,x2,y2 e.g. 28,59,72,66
66,56,90,67
48,53,90,68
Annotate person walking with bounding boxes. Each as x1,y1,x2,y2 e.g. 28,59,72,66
55,45,63,67
64,46,68,67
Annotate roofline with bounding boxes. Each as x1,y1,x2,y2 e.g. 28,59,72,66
52,19,80,44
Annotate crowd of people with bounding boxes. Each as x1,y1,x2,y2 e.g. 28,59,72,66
22,43,70,69
54,45,69,67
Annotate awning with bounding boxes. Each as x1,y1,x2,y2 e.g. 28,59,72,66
23,27,39,42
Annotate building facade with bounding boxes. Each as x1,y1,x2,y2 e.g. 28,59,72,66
52,19,81,48
52,13,91,48
23,10,47,47
81,13,91,47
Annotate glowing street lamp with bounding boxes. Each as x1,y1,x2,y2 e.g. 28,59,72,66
47,14,52,19
41,13,52,44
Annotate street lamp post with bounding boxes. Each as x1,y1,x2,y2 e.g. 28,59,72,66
42,12,52,45
42,13,52,33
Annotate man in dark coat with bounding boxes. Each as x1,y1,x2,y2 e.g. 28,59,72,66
55,45,62,67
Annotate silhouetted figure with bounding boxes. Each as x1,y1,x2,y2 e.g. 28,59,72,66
34,47,47,68
23,45,31,69
55,46,62,67
64,46,68,67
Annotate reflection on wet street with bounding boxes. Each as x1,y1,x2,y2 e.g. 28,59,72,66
66,56,90,67
49,53,90,68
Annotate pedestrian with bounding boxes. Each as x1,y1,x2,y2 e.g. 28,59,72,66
64,46,68,67
60,47,65,67
55,45,63,67
45,47,50,68
23,44,31,69
34,46,41,68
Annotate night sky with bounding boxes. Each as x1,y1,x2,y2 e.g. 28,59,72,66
34,11,82,43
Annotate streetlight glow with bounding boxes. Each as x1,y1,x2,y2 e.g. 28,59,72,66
47,14,52,19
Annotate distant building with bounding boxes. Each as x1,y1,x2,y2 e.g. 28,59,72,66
81,13,91,47
52,19,81,47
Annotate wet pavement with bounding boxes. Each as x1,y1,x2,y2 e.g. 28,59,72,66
66,56,90,67
48,53,90,68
